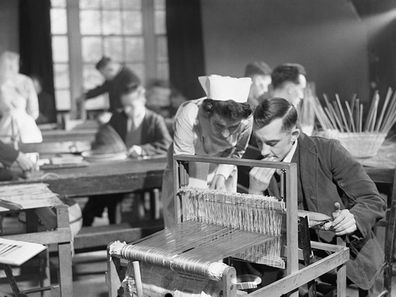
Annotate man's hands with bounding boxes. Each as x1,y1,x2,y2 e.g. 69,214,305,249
128,145,143,158
15,152,35,171
248,157,276,194
209,174,226,191
323,203,357,236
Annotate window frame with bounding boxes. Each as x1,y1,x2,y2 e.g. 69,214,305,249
51,0,167,113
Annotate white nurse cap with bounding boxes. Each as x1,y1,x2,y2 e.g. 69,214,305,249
198,74,252,103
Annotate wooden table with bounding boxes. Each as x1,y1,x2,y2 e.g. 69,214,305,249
359,139,396,185
1,157,167,199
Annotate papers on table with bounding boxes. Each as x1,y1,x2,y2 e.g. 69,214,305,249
0,238,46,266
0,183,62,212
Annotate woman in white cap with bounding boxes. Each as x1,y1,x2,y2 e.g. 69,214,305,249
162,74,254,228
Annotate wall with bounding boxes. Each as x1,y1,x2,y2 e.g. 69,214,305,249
201,0,370,102
0,0,19,54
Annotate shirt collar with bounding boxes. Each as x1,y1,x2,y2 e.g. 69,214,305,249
282,139,298,163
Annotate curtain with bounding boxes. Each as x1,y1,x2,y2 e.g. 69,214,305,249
166,0,206,99
19,0,56,122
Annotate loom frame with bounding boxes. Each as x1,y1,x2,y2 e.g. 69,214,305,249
107,155,350,297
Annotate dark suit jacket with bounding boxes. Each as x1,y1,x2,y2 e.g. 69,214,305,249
0,141,19,181
85,67,140,112
107,109,172,156
0,141,18,166
270,133,386,289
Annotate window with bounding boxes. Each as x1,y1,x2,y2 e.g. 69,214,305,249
50,0,168,112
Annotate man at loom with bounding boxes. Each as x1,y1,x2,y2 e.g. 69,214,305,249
82,81,172,226
248,97,386,294
162,74,254,228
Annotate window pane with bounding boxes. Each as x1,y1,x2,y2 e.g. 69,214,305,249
51,9,67,34
103,11,122,35
126,63,144,82
104,37,124,62
154,0,165,10
51,0,66,8
102,0,120,9
83,64,104,90
80,10,102,35
122,0,141,10
122,11,142,35
125,37,144,62
157,36,168,62
54,64,70,89
82,37,103,63
80,0,101,9
52,36,69,63
155,10,166,34
157,62,169,80
55,90,71,111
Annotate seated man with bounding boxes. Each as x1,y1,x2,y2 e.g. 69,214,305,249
82,82,172,226
0,141,35,180
244,61,272,108
248,98,386,294
270,63,307,108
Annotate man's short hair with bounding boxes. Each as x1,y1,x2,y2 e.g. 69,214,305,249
244,61,272,77
271,63,306,89
95,56,112,70
253,97,298,132
121,81,141,96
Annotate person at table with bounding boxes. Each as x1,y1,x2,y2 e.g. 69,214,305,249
0,140,35,181
76,56,141,113
244,61,272,108
248,97,386,294
82,82,172,226
162,74,254,229
31,75,56,124
0,51,42,143
270,63,307,108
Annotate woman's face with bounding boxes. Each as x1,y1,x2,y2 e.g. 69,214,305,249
208,113,242,139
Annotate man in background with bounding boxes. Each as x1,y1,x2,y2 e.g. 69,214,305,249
77,56,140,113
270,63,307,108
82,82,172,226
244,61,272,108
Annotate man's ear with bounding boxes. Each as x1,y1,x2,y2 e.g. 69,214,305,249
291,126,300,142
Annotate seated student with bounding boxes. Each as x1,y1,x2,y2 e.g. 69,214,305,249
270,63,307,108
248,97,386,294
244,61,272,108
146,79,186,117
82,82,172,226
0,141,35,180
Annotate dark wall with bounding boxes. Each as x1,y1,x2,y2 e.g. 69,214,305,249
201,0,370,102
0,0,19,54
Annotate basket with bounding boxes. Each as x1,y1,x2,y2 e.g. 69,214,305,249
320,130,386,158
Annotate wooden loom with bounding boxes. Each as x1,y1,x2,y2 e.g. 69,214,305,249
107,155,350,297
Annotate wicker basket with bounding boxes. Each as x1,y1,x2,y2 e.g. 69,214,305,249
319,130,386,158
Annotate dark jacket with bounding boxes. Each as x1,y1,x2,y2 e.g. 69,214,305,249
85,66,140,112
0,141,19,181
107,109,172,156
272,133,386,289
0,141,18,167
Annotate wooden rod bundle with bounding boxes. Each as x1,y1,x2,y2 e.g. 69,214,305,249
312,88,396,134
